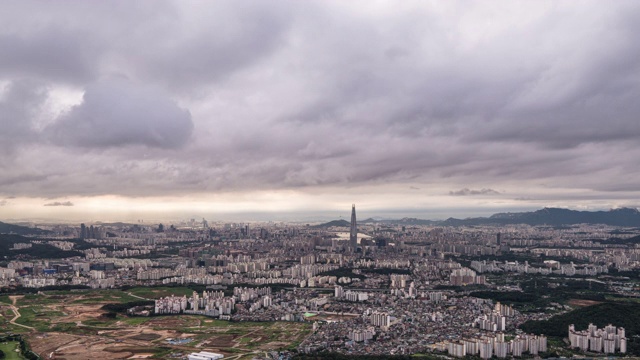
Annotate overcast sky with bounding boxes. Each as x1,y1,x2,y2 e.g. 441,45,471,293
1,1,640,222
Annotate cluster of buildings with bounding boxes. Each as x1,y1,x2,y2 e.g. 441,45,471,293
349,327,377,342
370,311,392,328
475,312,506,332
449,267,485,286
436,333,547,359
334,285,369,302
568,324,627,353
155,291,233,317
300,294,529,355
470,259,609,276
472,301,517,332
154,287,273,318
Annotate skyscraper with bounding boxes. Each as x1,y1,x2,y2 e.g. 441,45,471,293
350,204,357,249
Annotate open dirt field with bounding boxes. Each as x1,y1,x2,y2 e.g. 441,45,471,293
0,290,311,359
54,304,105,324
29,333,145,360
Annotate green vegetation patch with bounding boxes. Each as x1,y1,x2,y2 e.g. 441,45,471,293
16,294,60,306
0,341,25,360
101,300,154,313
14,306,64,332
469,276,610,312
469,291,536,304
66,290,139,304
10,243,83,260
520,301,640,355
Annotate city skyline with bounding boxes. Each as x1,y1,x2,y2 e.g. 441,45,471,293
2,1,640,221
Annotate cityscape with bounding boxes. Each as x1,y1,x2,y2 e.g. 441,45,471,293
1,204,640,359
2,1,640,360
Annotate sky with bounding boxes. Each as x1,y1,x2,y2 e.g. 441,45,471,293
1,1,640,223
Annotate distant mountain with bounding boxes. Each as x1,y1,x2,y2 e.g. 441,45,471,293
93,222,138,227
314,219,351,228
361,218,379,223
375,217,439,226
441,207,640,227
0,221,50,235
322,207,640,228
319,217,438,227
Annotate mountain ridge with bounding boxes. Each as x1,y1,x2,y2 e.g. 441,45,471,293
316,207,640,227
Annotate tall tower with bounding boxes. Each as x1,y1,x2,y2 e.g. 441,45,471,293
350,204,357,249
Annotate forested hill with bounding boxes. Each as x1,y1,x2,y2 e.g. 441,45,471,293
314,220,350,228
485,207,640,226
0,234,83,259
0,221,50,235
442,208,640,227
520,302,640,354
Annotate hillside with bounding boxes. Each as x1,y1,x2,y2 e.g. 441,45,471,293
314,220,350,228
439,208,640,227
0,234,83,260
486,207,640,227
365,208,640,227
0,221,50,235
520,302,640,354
371,218,439,226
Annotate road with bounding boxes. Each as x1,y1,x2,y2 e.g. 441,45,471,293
8,295,36,331
126,292,151,301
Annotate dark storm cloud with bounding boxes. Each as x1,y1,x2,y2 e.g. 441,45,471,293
449,188,501,196
119,3,294,90
0,1,640,206
47,79,193,149
0,172,50,187
44,201,73,207
0,29,100,84
0,79,46,153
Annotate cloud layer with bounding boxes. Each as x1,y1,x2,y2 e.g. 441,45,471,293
48,79,193,149
1,1,640,217
450,188,501,197
44,201,74,207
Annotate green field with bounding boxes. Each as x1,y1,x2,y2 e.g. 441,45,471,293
14,306,66,332
0,341,25,360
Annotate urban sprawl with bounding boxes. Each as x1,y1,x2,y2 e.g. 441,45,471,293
1,206,639,359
